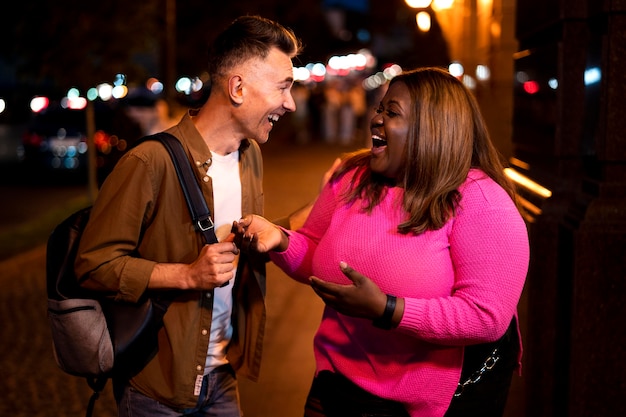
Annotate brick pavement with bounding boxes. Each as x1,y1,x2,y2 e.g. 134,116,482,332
0,245,118,417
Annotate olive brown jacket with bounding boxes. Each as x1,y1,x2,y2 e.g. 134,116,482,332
75,111,267,409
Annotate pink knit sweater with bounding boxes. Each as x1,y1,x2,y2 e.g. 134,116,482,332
270,168,529,417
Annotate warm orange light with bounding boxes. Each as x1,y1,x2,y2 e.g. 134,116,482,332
416,12,431,32
406,0,432,8
504,168,552,198
509,157,530,170
432,0,454,10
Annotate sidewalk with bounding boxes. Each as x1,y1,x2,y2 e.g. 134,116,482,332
0,244,119,417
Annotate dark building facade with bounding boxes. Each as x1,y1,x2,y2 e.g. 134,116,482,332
512,0,626,415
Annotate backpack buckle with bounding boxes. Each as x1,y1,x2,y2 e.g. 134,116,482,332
197,217,214,232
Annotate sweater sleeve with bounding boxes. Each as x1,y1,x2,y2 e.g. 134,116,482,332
397,176,530,345
269,173,342,283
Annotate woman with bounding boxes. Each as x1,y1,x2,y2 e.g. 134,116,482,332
235,67,529,417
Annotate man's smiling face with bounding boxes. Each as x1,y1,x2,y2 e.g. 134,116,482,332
237,47,296,144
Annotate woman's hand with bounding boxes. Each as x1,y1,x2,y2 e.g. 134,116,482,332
309,262,389,319
310,262,404,328
233,214,288,253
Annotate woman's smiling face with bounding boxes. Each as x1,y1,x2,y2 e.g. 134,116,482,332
369,81,412,181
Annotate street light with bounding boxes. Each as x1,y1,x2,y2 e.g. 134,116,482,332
432,0,454,10
416,12,432,32
405,0,432,7
406,0,455,10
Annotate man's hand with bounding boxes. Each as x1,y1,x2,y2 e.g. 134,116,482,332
185,233,240,289
150,233,240,291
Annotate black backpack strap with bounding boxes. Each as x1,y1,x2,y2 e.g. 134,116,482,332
150,132,219,244
85,376,108,417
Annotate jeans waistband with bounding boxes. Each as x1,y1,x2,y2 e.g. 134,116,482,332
207,363,233,375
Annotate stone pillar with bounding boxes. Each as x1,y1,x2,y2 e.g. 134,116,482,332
511,0,626,415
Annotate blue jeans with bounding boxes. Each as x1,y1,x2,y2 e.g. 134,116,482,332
115,365,241,417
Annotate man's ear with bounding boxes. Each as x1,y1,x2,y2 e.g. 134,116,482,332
228,75,244,105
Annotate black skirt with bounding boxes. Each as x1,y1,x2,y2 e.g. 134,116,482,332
304,370,409,417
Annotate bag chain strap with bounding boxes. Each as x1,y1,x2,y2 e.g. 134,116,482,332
453,346,500,397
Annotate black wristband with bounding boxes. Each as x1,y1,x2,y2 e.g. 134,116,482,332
372,294,397,330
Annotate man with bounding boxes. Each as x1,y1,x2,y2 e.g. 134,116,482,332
75,15,301,417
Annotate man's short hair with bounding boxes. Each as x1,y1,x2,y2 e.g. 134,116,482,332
207,15,302,85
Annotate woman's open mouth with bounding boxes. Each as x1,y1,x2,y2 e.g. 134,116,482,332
372,135,387,148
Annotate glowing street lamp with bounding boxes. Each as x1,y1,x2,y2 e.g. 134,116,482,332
416,12,431,32
432,0,454,10
407,0,455,10
405,0,432,8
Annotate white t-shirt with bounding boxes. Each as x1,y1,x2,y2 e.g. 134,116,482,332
204,150,241,372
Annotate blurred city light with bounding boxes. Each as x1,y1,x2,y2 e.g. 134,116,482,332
356,29,371,43
0,99,5,114
173,76,204,95
490,21,501,38
191,77,203,93
67,88,80,99
383,64,403,79
462,74,476,89
87,88,99,101
97,83,113,101
113,73,126,87
176,77,192,94
147,78,164,94
476,64,491,81
308,63,327,82
14,32,491,121
293,67,311,82
584,67,601,86
30,96,49,113
509,157,530,171
327,52,368,75
548,78,558,90
516,71,529,83
416,12,432,32
523,80,539,94
362,64,404,91
61,96,87,110
112,85,128,99
449,62,464,77
504,168,553,198
432,0,454,10
406,0,432,8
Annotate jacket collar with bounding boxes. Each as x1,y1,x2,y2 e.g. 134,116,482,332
173,110,251,171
